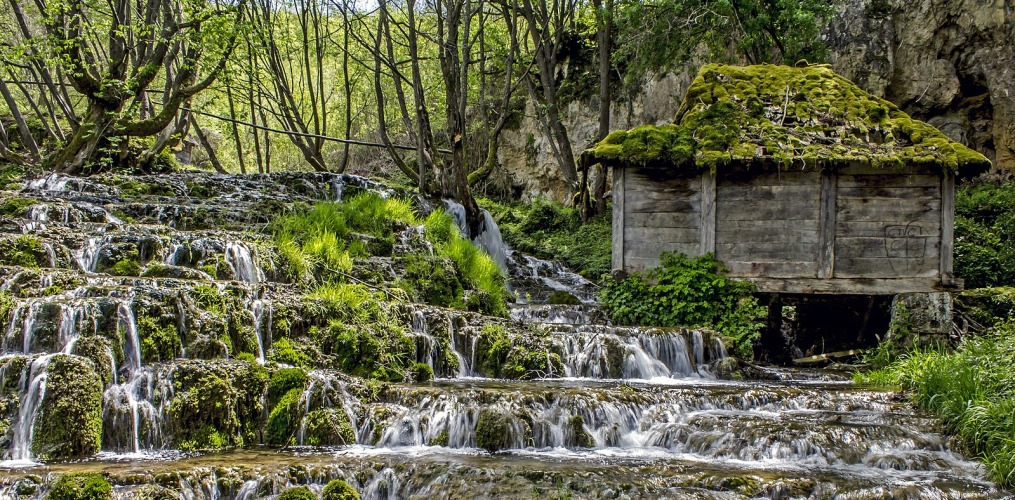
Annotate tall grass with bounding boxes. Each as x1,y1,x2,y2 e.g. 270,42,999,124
421,209,507,316
856,328,1015,486
271,192,417,282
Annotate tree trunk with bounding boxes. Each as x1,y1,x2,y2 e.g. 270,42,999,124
49,105,121,174
0,78,41,162
191,116,229,174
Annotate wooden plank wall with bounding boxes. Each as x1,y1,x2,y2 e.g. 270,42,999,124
833,172,942,278
622,168,702,272
714,170,822,278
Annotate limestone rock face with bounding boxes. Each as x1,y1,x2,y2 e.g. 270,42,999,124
827,0,1014,174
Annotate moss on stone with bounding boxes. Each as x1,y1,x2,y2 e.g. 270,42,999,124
32,355,103,460
322,480,359,500
71,336,115,386
408,362,433,383
277,486,316,500
46,472,111,500
0,235,47,268
475,409,515,452
267,367,308,407
0,198,38,217
165,361,264,450
137,315,182,363
583,64,991,175
268,337,315,369
547,291,581,305
266,387,302,446
567,415,594,448
303,408,355,446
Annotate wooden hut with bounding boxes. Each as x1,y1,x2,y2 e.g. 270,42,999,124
582,64,991,297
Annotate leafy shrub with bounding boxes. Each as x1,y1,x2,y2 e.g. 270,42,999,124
599,252,764,360
277,486,316,500
954,181,1015,288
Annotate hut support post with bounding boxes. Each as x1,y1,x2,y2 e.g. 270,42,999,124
612,165,626,271
939,171,955,286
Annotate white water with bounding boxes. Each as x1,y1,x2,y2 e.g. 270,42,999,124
225,242,264,283
6,354,55,462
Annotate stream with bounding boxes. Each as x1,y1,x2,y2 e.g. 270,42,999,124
0,172,1008,499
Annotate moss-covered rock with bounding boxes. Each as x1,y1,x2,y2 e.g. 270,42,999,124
277,486,316,500
322,479,360,500
137,315,182,363
164,360,267,450
46,473,111,500
0,235,47,268
567,415,594,448
267,367,308,406
266,388,302,446
0,198,38,218
303,408,355,446
71,336,116,386
475,409,519,452
582,64,991,175
547,291,581,305
408,362,433,383
32,355,103,460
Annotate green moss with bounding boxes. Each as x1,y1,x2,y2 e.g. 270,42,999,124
46,473,111,500
0,291,13,327
303,408,355,446
266,387,302,446
0,197,38,217
268,337,315,369
107,176,176,197
0,235,47,268
547,291,581,305
401,254,465,309
137,316,182,363
32,355,103,460
408,362,433,383
71,336,115,386
165,363,261,450
322,479,360,500
475,409,515,452
567,415,594,448
267,367,308,406
583,64,991,174
430,428,450,447
277,487,316,500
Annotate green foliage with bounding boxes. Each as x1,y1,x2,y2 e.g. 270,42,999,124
401,254,465,309
108,258,142,277
614,0,835,88
322,479,360,500
954,181,1015,288
303,408,356,446
267,368,308,407
266,388,303,446
854,325,1015,487
475,324,562,379
277,486,317,500
547,291,581,305
270,193,415,283
0,235,47,268
136,316,182,363
32,355,104,460
481,198,611,281
0,198,38,217
47,473,111,500
408,362,434,383
600,252,764,360
268,337,315,369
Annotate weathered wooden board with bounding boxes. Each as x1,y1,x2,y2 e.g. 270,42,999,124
835,201,940,223
746,277,956,294
613,166,625,270
627,199,701,213
726,260,819,278
837,186,941,199
717,204,821,221
837,174,941,188
716,227,820,244
625,227,700,244
832,257,941,278
835,221,942,238
627,211,701,229
940,173,955,285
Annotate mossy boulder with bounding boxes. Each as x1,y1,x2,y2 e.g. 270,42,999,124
547,291,581,305
46,473,111,500
32,355,103,460
303,408,355,446
137,315,182,363
322,479,360,500
266,388,302,446
267,367,308,407
475,409,520,452
0,235,47,268
277,487,317,500
164,360,267,450
71,336,116,386
567,415,594,448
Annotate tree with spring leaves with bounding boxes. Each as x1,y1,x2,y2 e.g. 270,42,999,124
16,0,245,174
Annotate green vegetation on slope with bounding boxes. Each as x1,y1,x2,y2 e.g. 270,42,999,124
855,325,1015,487
599,252,764,360
481,197,611,281
954,180,1015,288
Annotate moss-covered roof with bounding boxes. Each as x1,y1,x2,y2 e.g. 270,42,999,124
582,64,991,174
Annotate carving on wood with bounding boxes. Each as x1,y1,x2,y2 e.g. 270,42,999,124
885,223,928,273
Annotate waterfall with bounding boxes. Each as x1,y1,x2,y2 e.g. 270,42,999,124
6,354,55,462
119,301,142,373
225,242,264,283
443,200,509,275
76,236,109,273
249,298,270,364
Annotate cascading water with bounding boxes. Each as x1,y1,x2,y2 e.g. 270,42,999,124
0,171,1008,500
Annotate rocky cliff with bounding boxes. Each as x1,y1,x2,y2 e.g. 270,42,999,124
501,0,1014,200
